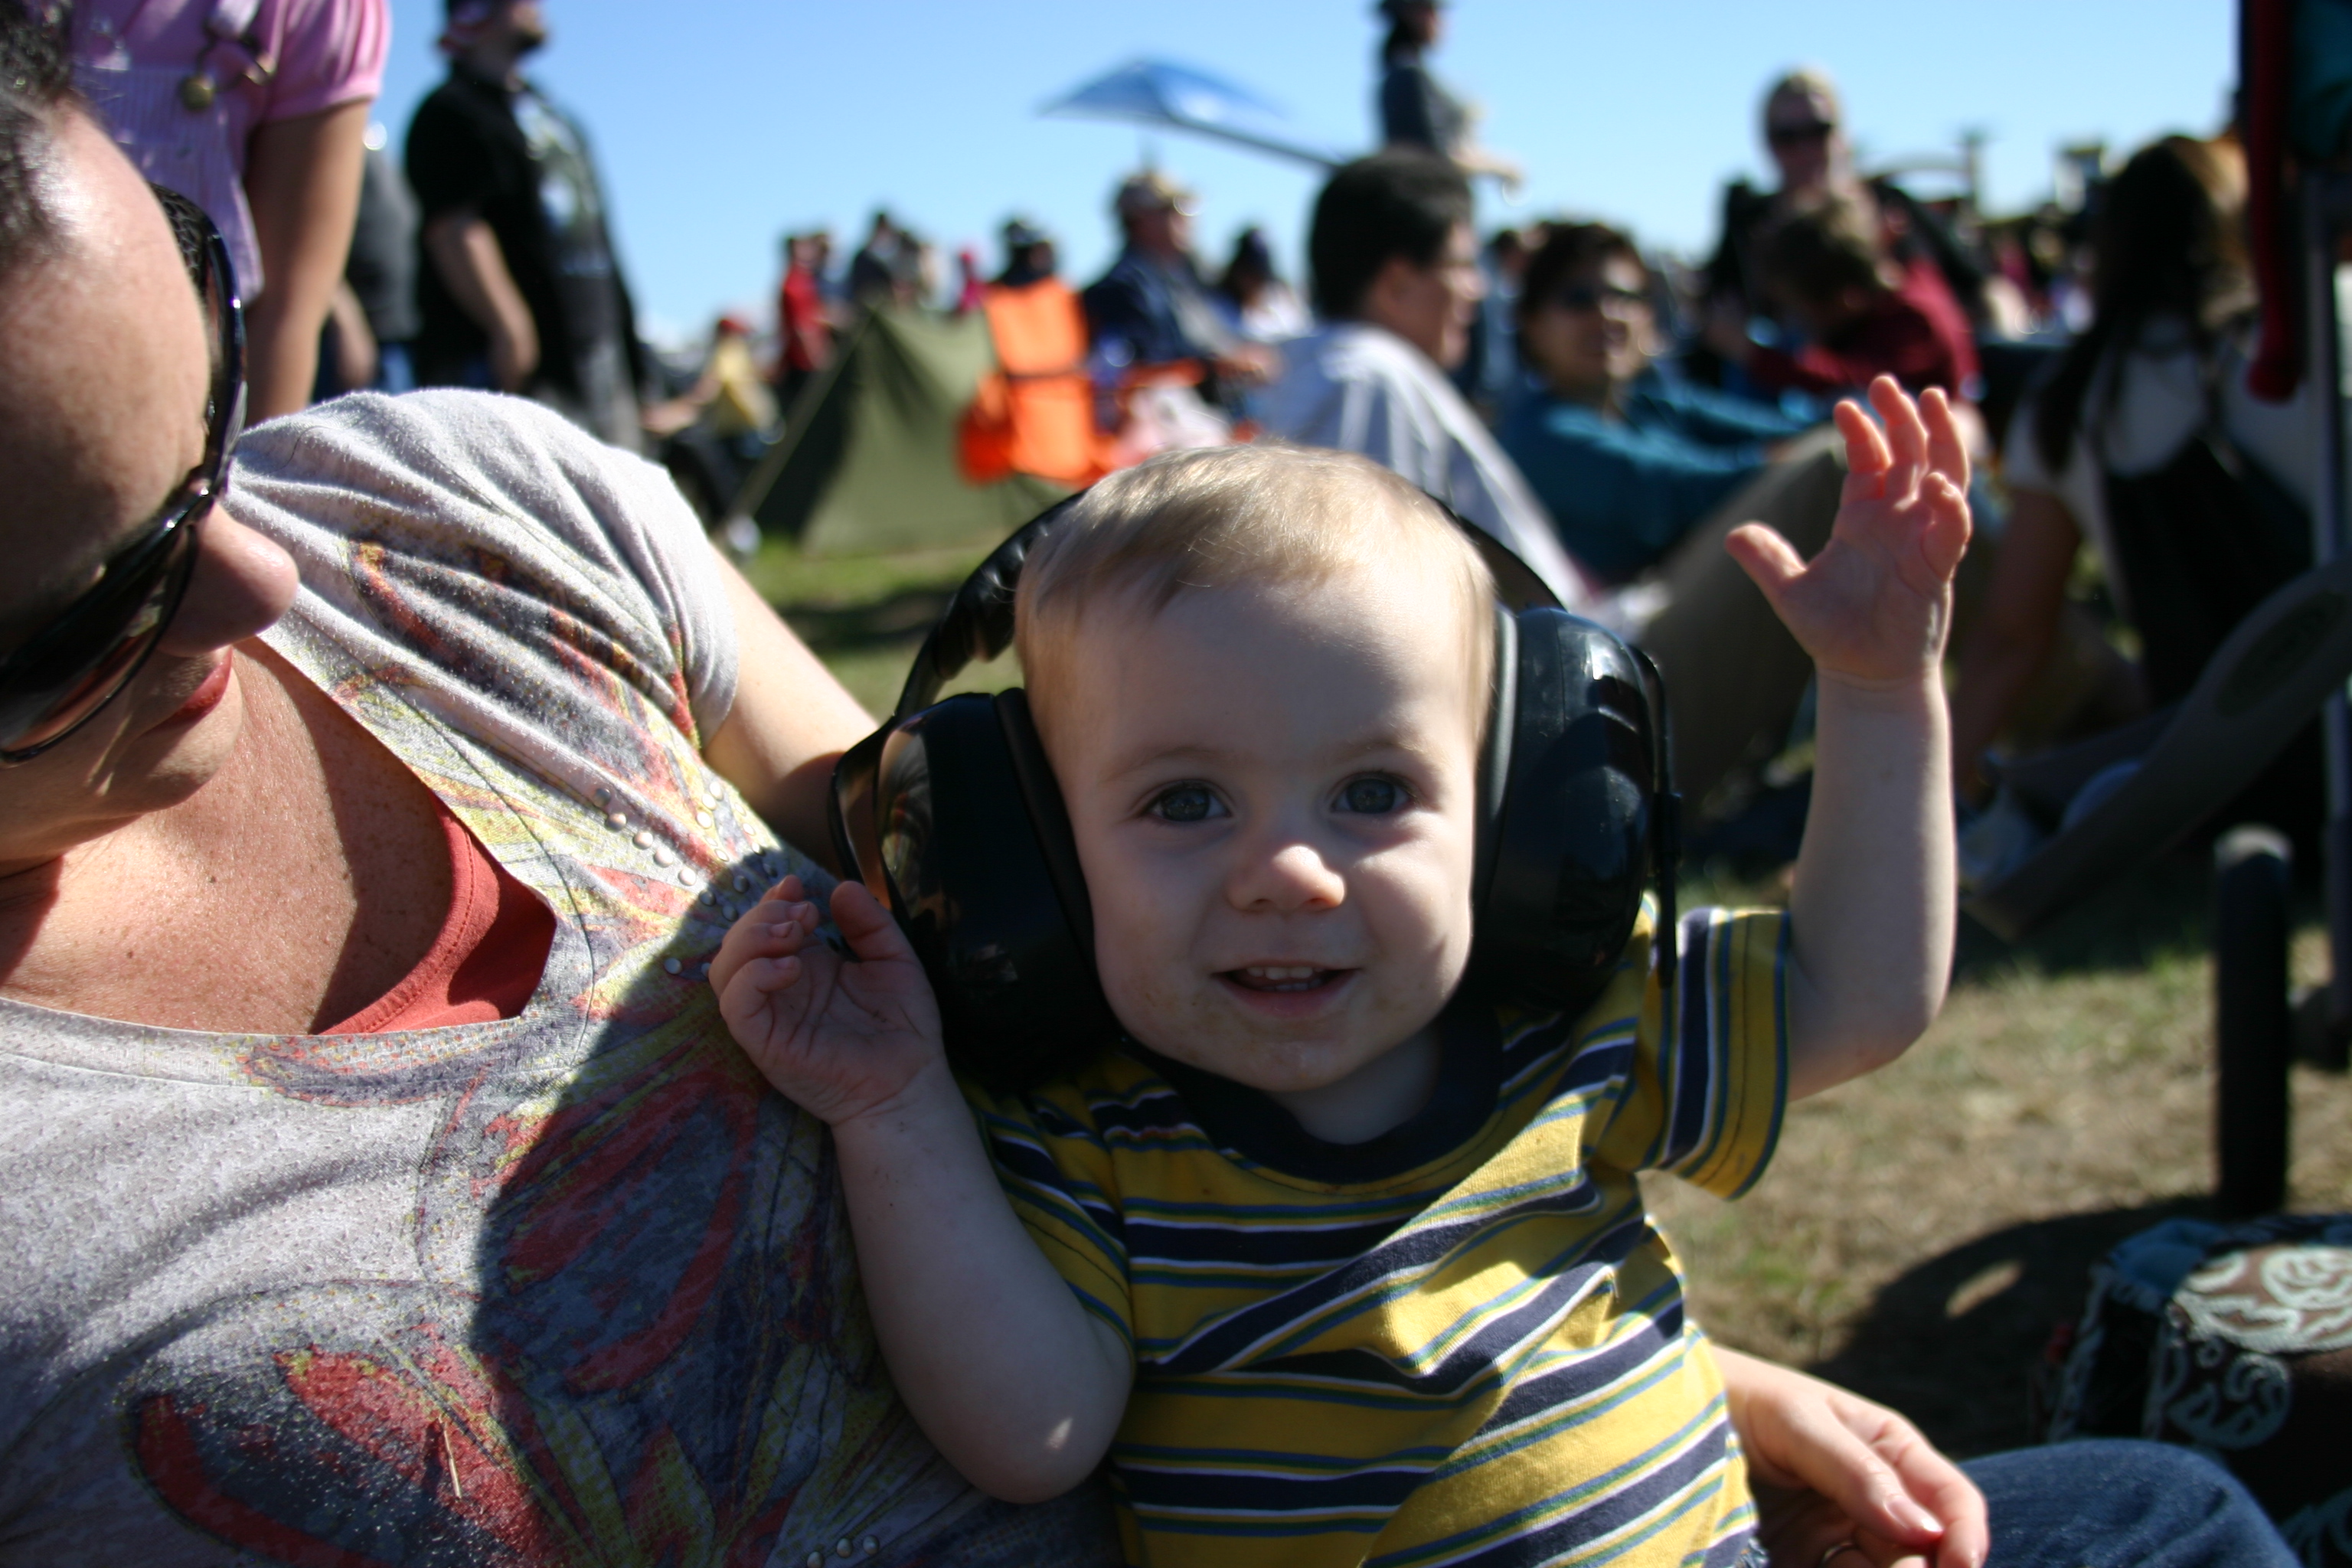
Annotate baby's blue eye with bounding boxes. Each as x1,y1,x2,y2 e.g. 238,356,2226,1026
1339,777,1404,815
1152,784,1220,823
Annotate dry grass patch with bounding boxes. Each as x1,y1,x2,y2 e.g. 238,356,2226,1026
1655,861,2352,1455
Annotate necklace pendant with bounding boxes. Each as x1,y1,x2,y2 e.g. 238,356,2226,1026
178,72,217,112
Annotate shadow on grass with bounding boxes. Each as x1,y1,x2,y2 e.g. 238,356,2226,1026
1955,847,2329,985
1805,1197,2210,1458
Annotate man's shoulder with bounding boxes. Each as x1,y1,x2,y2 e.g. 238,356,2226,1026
411,70,508,126
1081,251,1150,303
1279,322,1435,396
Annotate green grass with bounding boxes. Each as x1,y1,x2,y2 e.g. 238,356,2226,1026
751,534,1020,717
774,543,2352,1457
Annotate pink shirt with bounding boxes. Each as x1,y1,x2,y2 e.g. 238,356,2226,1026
70,0,390,293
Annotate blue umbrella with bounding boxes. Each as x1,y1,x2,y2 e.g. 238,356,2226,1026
1041,58,1341,170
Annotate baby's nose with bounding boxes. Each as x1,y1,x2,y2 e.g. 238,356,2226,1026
1230,841,1346,912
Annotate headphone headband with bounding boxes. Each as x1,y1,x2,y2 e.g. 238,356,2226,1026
894,490,1565,717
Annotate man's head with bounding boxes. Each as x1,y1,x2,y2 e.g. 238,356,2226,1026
1309,151,1481,368
440,0,548,70
1377,0,1444,54
0,2,296,873
1113,171,1194,260
1515,221,1653,407
1759,192,1892,338
1014,445,1494,1096
1761,67,1848,199
1001,215,1055,280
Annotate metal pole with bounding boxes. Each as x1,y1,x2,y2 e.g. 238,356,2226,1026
2306,178,2352,1038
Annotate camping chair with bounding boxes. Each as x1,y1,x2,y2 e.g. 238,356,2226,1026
1965,122,2352,1214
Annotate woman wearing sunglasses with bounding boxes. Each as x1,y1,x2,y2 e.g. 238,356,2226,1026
0,16,1128,1561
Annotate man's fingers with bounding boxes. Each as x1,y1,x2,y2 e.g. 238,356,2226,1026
1725,521,1807,608
1920,387,1971,494
831,880,916,965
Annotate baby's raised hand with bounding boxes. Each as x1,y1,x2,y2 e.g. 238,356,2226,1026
1726,376,1974,689
710,874,949,1127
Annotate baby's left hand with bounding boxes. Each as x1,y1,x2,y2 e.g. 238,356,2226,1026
1726,376,1973,689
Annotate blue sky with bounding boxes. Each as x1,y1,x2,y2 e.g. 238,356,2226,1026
375,0,2235,340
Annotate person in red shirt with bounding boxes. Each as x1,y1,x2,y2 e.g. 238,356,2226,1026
1709,191,1978,400
773,227,832,403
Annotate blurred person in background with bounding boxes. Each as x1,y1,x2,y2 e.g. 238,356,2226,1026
1216,225,1308,342
1502,221,1816,583
993,214,1055,286
1374,0,1519,191
959,216,1106,488
407,0,647,451
848,209,903,307
773,227,832,406
1082,170,1274,407
1707,193,1976,399
1951,135,2314,824
1261,149,1585,602
67,0,388,419
953,246,985,315
1455,221,1529,416
316,122,416,396
1703,67,1985,384
643,312,779,528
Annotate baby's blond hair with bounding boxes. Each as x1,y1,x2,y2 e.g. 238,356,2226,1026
1014,443,1496,733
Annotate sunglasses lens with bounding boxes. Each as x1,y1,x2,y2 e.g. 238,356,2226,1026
0,507,201,758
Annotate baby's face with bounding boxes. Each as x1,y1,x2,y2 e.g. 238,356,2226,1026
1040,559,1481,1096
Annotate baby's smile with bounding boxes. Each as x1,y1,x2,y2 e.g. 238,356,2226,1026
1223,963,1347,994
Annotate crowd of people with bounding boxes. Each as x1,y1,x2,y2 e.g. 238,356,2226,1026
0,0,2334,1563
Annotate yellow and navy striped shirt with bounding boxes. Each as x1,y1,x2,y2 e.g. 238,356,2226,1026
975,905,1789,1568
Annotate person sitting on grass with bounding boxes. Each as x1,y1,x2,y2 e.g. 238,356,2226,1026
1499,220,1817,584
1710,193,1973,401
710,379,1975,1565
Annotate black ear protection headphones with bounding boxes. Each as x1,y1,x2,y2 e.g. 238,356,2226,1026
827,492,1682,1091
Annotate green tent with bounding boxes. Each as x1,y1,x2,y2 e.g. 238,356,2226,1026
730,305,1067,556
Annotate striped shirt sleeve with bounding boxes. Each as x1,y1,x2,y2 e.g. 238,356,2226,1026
968,1085,1137,1351
1584,905,1791,1199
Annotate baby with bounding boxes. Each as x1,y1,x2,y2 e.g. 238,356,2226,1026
715,377,1971,1566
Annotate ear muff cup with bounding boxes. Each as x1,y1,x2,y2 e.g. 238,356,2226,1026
828,690,1119,1090
1470,608,1663,1014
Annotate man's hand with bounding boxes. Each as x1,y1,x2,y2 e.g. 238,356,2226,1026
1726,376,1972,690
1719,1348,1987,1568
488,319,540,394
711,874,949,1127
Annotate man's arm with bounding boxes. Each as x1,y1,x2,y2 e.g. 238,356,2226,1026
1724,378,1971,1100
701,555,876,874
243,100,372,418
421,208,538,392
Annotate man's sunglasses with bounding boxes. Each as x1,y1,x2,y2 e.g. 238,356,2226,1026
0,185,246,765
1766,120,1836,149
